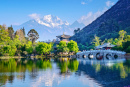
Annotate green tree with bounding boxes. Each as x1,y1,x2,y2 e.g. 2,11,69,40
2,44,16,56
25,41,33,54
35,42,52,55
117,30,127,46
126,46,130,53
22,27,25,36
0,25,10,45
15,29,26,44
92,35,101,47
57,41,69,53
27,29,39,44
67,40,79,53
8,25,14,40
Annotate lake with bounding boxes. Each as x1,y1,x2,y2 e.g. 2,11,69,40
0,58,130,87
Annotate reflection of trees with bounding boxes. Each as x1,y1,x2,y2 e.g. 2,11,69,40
93,64,101,73
92,60,130,79
68,60,79,72
58,61,69,73
113,62,130,78
0,59,17,72
36,60,52,70
57,59,79,73
0,58,52,86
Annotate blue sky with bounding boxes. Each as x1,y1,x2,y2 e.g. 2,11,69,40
0,0,118,26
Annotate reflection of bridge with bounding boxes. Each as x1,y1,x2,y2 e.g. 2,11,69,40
77,60,130,87
76,50,126,60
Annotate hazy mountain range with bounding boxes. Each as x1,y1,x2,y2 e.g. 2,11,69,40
13,15,85,41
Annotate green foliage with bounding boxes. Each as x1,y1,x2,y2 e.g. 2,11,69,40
2,41,17,56
57,59,79,73
25,41,33,54
126,46,130,53
27,29,39,43
57,41,69,53
67,40,79,53
0,26,10,45
36,60,52,70
8,25,14,40
125,35,130,41
78,44,86,51
92,35,101,47
68,60,79,72
35,42,53,55
57,61,70,73
15,29,26,44
116,30,127,46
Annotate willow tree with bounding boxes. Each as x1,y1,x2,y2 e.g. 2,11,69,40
92,35,101,47
27,29,39,44
117,30,127,46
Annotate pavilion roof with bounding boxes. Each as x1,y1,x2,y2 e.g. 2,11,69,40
95,43,116,49
56,33,71,38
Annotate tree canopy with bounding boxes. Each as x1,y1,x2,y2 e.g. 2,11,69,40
92,35,101,47
57,41,69,53
67,40,79,53
27,29,39,44
35,42,53,55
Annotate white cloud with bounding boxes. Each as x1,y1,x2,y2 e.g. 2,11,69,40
78,7,108,26
106,1,114,7
28,13,40,19
81,2,87,5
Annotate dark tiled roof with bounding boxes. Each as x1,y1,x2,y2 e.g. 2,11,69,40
56,34,71,38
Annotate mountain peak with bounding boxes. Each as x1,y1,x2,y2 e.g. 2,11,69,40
33,15,69,28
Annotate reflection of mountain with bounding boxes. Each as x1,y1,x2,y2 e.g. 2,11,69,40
31,64,70,87
0,58,130,87
77,60,130,87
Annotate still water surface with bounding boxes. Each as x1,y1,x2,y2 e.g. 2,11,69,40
0,58,130,87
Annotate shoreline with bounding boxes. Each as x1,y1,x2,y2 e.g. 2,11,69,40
0,55,74,59
0,53,129,59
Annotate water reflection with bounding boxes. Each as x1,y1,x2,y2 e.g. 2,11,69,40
78,59,130,87
0,58,130,87
56,58,79,73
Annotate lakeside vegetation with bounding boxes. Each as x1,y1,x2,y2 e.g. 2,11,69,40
78,30,130,53
0,24,130,59
0,24,79,58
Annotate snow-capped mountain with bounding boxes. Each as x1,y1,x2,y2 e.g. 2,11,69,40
33,15,69,28
13,15,85,41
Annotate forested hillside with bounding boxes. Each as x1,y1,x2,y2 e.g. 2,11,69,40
71,0,130,45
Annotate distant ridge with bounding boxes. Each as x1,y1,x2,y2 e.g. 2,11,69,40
71,0,130,45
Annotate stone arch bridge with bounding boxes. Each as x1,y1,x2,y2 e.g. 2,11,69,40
76,50,126,60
